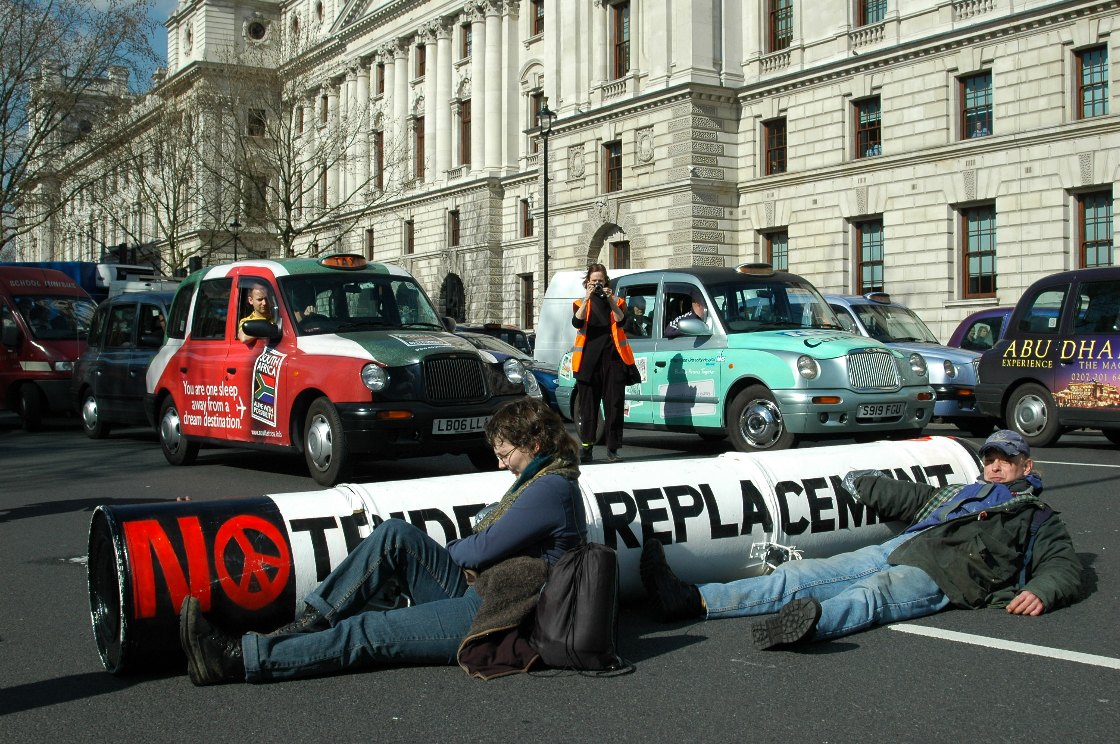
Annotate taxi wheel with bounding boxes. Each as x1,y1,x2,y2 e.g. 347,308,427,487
159,397,199,466
468,448,499,471
1102,428,1120,446
81,389,111,439
1005,383,1062,448
304,398,350,486
728,385,795,451
17,383,44,432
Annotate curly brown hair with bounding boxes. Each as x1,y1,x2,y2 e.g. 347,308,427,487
583,262,610,287
484,398,578,461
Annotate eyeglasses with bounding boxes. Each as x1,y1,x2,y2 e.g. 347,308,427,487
495,446,518,464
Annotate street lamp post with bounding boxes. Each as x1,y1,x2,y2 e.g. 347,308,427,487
228,218,242,261
537,97,557,290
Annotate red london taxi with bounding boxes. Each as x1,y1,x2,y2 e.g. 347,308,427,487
145,255,530,485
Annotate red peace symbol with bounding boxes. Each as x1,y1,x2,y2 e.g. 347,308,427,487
214,515,291,610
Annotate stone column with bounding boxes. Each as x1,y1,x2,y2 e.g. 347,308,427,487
421,22,438,183
469,5,486,174
593,0,608,86
327,83,339,207
393,40,410,186
502,0,520,170
356,60,371,194
483,0,502,171
435,19,453,178
339,68,353,201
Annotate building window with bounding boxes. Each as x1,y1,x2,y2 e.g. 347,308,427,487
961,71,992,139
611,2,630,80
1076,45,1109,119
318,167,327,208
365,228,375,259
855,97,881,158
404,219,415,254
765,231,789,271
247,109,266,137
374,130,384,190
521,198,534,237
531,0,545,36
460,23,472,59
769,0,793,52
529,91,544,153
520,273,535,329
295,106,304,135
459,100,471,165
414,116,425,180
376,63,385,95
603,140,622,193
320,94,329,125
855,219,885,294
962,204,997,298
415,43,426,78
1079,191,1113,267
763,117,786,175
859,0,886,26
611,240,631,269
448,209,460,247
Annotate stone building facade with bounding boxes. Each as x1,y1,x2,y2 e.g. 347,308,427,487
31,0,1120,339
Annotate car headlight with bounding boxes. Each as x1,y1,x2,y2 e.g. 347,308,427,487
909,352,927,377
53,361,74,372
522,370,542,398
361,363,389,391
503,358,526,385
796,355,820,380
943,359,956,379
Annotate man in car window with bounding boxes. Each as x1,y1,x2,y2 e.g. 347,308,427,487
665,291,707,339
640,430,1083,649
237,283,273,342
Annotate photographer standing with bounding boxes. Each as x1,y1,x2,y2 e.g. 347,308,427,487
571,263,635,463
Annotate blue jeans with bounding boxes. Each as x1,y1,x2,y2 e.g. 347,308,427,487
243,519,479,682
698,532,950,640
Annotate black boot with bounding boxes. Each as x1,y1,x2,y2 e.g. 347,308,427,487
639,539,703,621
179,596,245,686
265,605,329,637
751,598,822,650
580,444,594,464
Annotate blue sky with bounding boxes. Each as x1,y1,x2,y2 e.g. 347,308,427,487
150,1,178,66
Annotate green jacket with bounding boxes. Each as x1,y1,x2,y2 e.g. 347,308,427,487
856,476,1083,610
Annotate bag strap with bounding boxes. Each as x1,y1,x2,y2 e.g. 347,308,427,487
1019,505,1054,587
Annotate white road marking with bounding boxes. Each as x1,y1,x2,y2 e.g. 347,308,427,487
1033,459,1120,468
889,625,1120,669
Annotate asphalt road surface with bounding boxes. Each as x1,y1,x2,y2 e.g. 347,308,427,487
1,415,1117,743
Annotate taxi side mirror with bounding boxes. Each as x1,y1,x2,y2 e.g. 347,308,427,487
674,317,711,337
241,319,282,341
442,316,457,331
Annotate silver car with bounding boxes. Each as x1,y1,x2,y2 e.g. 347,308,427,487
826,293,996,437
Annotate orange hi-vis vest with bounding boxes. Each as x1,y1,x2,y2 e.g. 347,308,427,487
571,296,636,374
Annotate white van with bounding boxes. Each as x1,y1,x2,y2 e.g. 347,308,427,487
534,269,646,367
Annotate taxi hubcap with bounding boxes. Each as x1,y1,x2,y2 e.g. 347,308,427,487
82,395,99,430
161,407,182,451
306,414,334,471
742,399,784,448
1014,393,1048,437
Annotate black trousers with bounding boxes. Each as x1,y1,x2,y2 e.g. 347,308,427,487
576,353,626,452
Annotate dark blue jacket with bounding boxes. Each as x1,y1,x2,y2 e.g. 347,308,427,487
446,474,586,570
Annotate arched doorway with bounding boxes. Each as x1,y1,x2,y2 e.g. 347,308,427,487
440,273,466,322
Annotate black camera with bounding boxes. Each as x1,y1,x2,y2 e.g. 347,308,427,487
591,283,606,297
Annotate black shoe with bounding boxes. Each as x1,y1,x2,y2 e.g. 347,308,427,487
606,449,622,463
180,596,245,685
265,605,329,637
639,539,703,621
751,598,822,650
580,444,594,464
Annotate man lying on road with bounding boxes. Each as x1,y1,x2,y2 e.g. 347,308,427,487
640,430,1084,649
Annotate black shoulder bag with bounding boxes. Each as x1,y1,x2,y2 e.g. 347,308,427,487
530,542,630,673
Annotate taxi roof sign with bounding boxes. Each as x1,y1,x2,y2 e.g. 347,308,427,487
865,292,892,304
735,262,775,276
318,254,368,270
